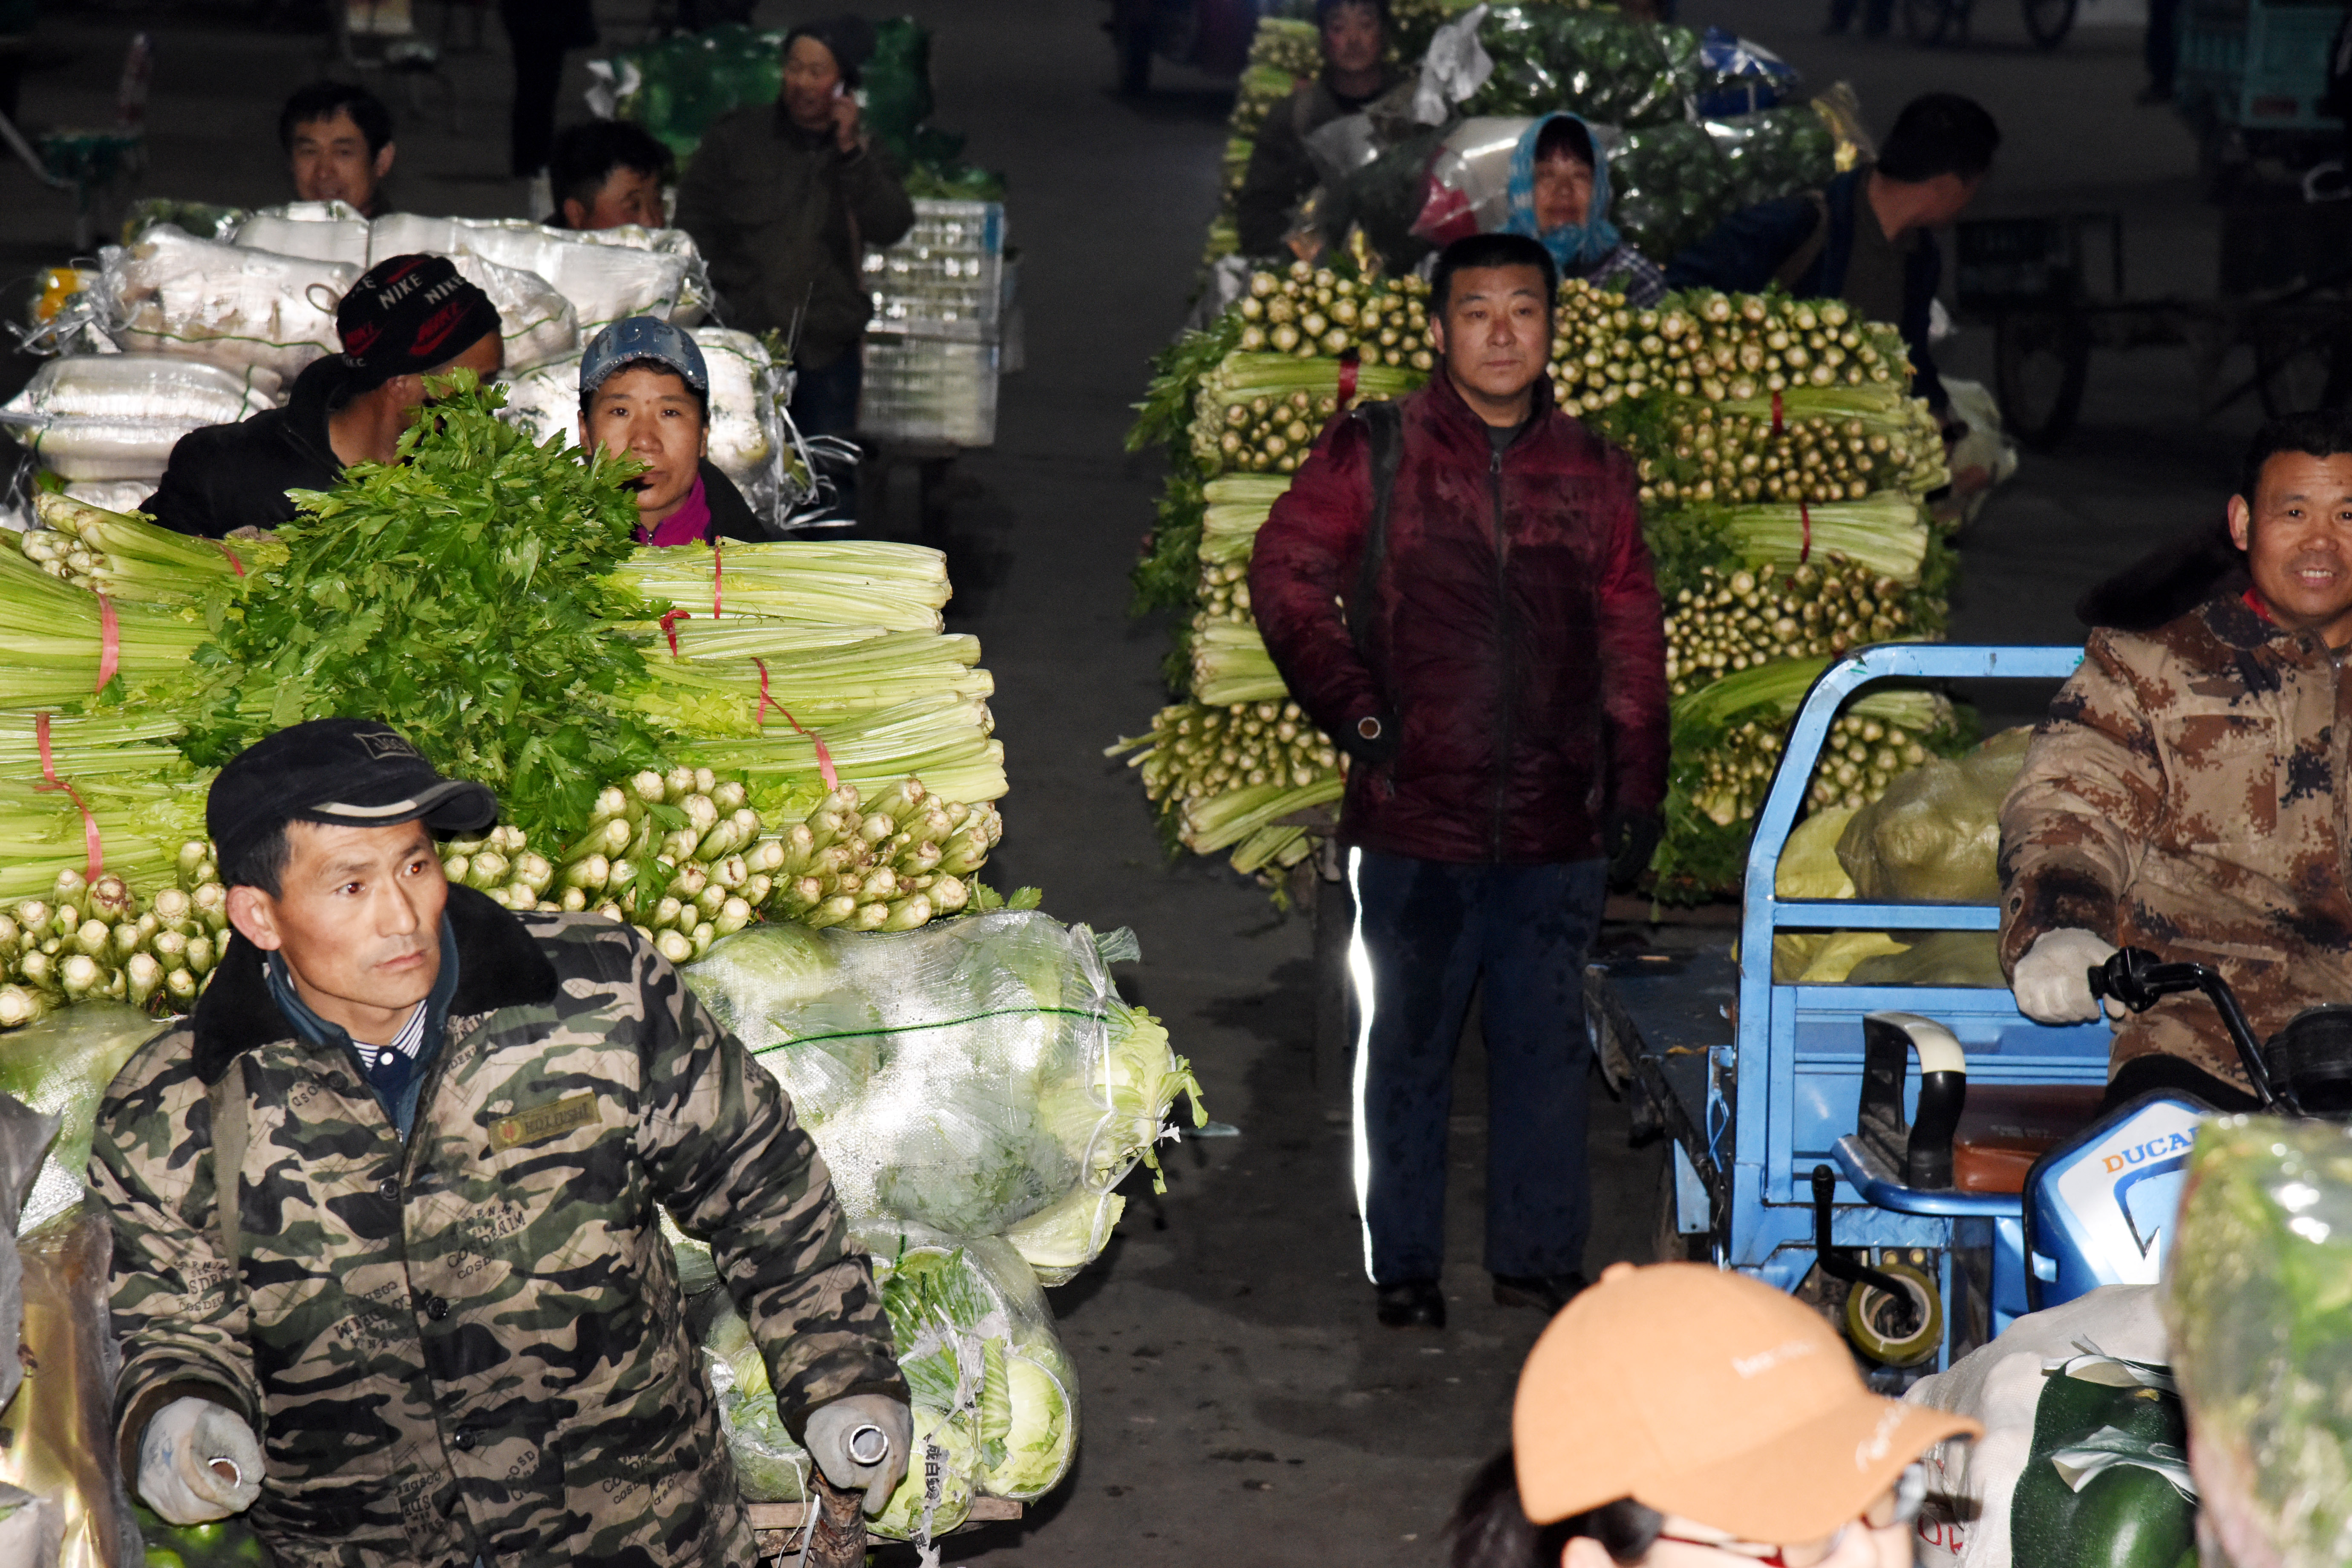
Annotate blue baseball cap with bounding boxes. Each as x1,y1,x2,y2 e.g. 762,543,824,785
580,315,709,399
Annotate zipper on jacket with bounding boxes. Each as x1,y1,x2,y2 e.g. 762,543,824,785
1490,443,1514,861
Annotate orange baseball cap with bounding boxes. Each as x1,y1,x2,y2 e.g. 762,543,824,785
1512,1262,1981,1544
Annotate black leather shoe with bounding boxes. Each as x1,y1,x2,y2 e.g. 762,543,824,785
1492,1272,1588,1314
1375,1279,1446,1329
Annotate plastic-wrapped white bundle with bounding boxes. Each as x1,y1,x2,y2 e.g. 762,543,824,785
61,480,159,515
0,355,281,481
369,214,694,335
683,914,1199,1278
445,251,578,372
499,328,788,520
231,200,371,267
100,225,356,383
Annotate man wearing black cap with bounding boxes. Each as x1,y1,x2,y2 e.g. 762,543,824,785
89,718,911,1568
677,14,913,509
141,255,505,539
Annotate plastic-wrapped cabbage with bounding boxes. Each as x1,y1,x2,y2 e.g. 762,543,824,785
1462,7,1688,130
999,1185,1125,1287
698,1231,1077,1520
1837,727,2032,905
0,1002,160,1233
2166,1115,2352,1568
1609,120,1733,267
683,914,1200,1245
0,355,281,482
100,225,356,383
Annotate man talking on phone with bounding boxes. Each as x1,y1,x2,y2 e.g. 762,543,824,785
677,14,913,521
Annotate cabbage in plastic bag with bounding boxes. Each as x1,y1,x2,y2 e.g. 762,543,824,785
1837,727,2032,905
689,914,1117,1237
0,355,281,483
2165,1115,2352,1568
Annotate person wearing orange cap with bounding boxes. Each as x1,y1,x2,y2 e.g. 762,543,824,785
1503,1263,1980,1566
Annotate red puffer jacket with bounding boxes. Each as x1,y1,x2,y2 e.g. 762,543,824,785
1249,372,1669,864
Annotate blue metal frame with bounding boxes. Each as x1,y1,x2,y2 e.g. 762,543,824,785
1723,646,2102,1356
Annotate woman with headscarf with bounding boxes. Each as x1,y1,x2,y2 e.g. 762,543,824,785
1504,113,1666,308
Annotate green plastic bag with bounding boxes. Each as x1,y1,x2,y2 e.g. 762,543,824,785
2166,1115,2352,1567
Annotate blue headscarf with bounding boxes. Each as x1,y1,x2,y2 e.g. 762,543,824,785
1504,112,1623,272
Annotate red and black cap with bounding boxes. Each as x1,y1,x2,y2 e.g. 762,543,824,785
208,718,498,882
336,253,502,391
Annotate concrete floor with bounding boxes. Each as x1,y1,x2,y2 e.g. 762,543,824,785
0,0,2261,1559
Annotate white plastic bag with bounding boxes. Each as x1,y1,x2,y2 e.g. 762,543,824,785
1414,3,1494,125
231,200,372,267
1905,1285,2168,1567
445,251,578,372
100,225,355,383
0,355,280,481
369,214,697,335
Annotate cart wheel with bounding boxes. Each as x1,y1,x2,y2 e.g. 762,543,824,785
2255,321,2352,418
1994,309,2090,450
1900,0,1952,45
2021,0,2075,46
1844,1259,1943,1368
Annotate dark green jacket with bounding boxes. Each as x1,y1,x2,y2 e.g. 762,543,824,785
676,107,915,372
90,887,903,1568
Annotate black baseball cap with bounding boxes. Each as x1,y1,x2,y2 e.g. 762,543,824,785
208,718,499,879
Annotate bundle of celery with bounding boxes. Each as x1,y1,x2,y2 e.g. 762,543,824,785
1122,267,1960,902
0,375,1017,1029
0,854,225,1027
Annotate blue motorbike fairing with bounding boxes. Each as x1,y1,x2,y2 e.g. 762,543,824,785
2023,1092,2212,1311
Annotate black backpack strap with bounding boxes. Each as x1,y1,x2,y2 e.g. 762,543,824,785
1345,399,1404,663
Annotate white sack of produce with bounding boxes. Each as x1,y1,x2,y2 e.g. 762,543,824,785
1903,1285,2168,1567
370,213,695,334
502,328,786,519
230,199,371,267
99,225,356,383
683,913,1199,1270
444,250,578,372
0,355,280,482
697,1231,1079,1527
61,479,157,515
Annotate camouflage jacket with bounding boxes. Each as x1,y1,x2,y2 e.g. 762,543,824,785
1999,592,2352,1087
89,886,904,1568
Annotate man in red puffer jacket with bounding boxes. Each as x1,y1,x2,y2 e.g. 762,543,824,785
1251,232,1669,1330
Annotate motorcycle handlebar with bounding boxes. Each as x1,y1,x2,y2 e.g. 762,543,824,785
2088,947,2281,1109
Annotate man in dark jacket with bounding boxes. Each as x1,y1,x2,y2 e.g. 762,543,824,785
1666,93,1999,420
1251,233,1670,1329
1233,0,1402,257
142,255,504,538
92,720,908,1564
677,13,914,522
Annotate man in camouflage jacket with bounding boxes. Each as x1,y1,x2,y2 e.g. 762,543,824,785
2000,413,2352,1103
89,720,908,1567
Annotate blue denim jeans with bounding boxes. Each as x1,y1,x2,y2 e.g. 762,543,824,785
1346,850,1609,1284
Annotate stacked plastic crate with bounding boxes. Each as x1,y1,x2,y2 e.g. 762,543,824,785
858,199,1006,448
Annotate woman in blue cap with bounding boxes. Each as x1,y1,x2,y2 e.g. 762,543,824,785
1504,114,1665,308
577,316,770,546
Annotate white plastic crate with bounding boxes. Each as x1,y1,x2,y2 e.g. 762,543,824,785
862,198,1005,344
860,336,998,447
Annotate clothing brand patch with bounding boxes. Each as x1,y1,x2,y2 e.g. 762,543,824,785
490,1093,599,1149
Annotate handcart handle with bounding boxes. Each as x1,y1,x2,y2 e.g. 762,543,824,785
2088,947,2279,1108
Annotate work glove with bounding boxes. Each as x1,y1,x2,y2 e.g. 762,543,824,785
138,1396,263,1526
804,1394,913,1517
1605,808,1661,891
2012,928,2121,1024
1337,710,1400,767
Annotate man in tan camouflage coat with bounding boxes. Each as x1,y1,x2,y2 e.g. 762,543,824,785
2001,412,2352,1108
89,719,910,1567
